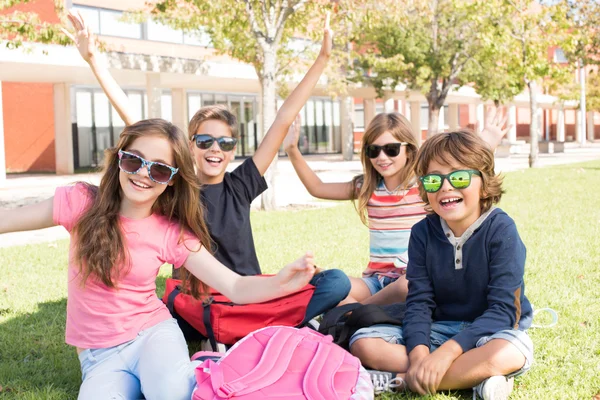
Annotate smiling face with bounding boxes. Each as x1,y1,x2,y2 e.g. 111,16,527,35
118,134,175,215
367,131,409,188
426,157,483,237
190,119,236,184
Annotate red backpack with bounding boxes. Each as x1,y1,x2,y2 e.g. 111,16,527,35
162,278,315,350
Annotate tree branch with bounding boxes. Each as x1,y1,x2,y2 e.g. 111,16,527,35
243,0,268,47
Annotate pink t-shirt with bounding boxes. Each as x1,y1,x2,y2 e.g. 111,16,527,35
53,184,200,349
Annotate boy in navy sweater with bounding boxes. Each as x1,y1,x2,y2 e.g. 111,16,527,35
350,130,533,400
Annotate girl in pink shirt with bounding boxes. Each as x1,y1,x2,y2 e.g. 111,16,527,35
0,119,315,400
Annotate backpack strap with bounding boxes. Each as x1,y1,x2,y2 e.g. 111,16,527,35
202,298,219,352
319,303,363,340
166,284,181,316
302,340,347,400
211,328,306,398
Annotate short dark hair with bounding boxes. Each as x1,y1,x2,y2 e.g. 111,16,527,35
188,104,239,139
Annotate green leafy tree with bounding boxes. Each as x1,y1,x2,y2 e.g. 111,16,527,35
137,0,326,210
0,0,69,49
497,0,571,167
351,0,506,137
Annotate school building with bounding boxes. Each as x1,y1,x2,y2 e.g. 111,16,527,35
0,0,598,180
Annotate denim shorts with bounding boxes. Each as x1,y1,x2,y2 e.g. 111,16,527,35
350,321,534,377
362,274,398,296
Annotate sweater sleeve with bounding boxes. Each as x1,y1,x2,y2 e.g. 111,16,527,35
451,217,526,352
402,221,436,354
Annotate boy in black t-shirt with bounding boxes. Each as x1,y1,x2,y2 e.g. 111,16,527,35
68,11,351,324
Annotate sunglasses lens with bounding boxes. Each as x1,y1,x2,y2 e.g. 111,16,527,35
195,135,214,149
365,145,381,158
218,137,237,152
150,164,173,183
422,174,442,193
449,170,471,189
120,153,142,173
382,143,402,157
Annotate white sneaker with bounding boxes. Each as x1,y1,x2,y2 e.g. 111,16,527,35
367,370,405,394
473,376,514,400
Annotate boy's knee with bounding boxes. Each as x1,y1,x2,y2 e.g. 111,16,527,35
482,339,527,376
350,338,376,359
319,269,351,297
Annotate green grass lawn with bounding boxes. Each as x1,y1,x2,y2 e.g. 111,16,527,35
1,161,599,399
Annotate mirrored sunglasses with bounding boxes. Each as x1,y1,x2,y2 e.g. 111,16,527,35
118,150,178,184
192,134,237,152
419,169,481,193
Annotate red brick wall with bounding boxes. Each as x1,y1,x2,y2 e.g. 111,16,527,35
2,82,56,172
1,0,60,23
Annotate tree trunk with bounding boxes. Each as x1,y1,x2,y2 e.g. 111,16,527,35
260,48,278,211
340,96,354,161
427,105,441,137
528,81,539,168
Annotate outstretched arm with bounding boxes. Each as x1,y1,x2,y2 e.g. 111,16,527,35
252,13,333,176
183,247,315,304
63,11,136,126
0,197,56,234
283,115,354,200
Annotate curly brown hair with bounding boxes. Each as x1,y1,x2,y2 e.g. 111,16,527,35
414,129,503,213
72,119,211,299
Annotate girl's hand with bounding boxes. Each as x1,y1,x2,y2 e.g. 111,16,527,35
275,252,316,294
319,12,333,59
283,114,302,153
62,11,97,63
480,106,510,150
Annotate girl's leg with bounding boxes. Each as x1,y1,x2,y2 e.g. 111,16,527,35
437,338,527,390
78,347,142,400
303,269,351,323
137,318,197,400
343,276,377,304
362,275,408,305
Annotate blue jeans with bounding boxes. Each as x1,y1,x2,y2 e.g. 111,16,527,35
303,269,351,324
77,318,197,400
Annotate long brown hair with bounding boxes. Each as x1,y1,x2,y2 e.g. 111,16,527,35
352,113,419,225
72,119,212,298
414,129,504,213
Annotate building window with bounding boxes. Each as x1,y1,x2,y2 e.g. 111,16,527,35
554,48,568,63
147,19,184,43
99,9,142,39
355,103,365,131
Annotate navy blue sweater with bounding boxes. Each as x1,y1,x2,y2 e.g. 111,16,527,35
403,208,533,353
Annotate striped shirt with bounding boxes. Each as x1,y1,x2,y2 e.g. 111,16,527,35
362,180,428,278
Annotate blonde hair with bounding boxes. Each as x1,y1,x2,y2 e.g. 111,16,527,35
414,129,504,213
188,104,239,140
352,113,419,225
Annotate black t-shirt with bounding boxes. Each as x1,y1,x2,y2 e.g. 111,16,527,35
201,158,268,276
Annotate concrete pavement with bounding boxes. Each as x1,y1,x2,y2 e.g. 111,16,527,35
1,142,599,248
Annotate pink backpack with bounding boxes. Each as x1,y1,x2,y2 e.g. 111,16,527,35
192,326,374,400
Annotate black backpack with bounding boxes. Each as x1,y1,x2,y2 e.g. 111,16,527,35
318,302,406,350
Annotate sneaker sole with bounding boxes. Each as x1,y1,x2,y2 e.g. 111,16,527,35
481,376,514,400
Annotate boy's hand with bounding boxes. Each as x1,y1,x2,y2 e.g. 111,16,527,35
283,114,302,153
406,350,453,395
275,252,316,294
62,11,97,63
318,12,333,59
480,106,510,150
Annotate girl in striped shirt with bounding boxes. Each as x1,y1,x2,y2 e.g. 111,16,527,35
283,110,507,305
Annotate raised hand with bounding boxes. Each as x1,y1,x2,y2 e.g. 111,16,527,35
283,114,302,152
275,252,316,294
319,11,333,59
62,11,97,63
480,106,511,150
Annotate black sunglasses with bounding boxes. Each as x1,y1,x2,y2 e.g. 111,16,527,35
365,142,409,159
192,134,237,152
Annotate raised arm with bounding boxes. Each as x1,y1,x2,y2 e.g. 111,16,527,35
63,11,136,126
252,13,333,175
0,197,56,234
480,106,510,150
283,116,354,200
183,246,315,304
